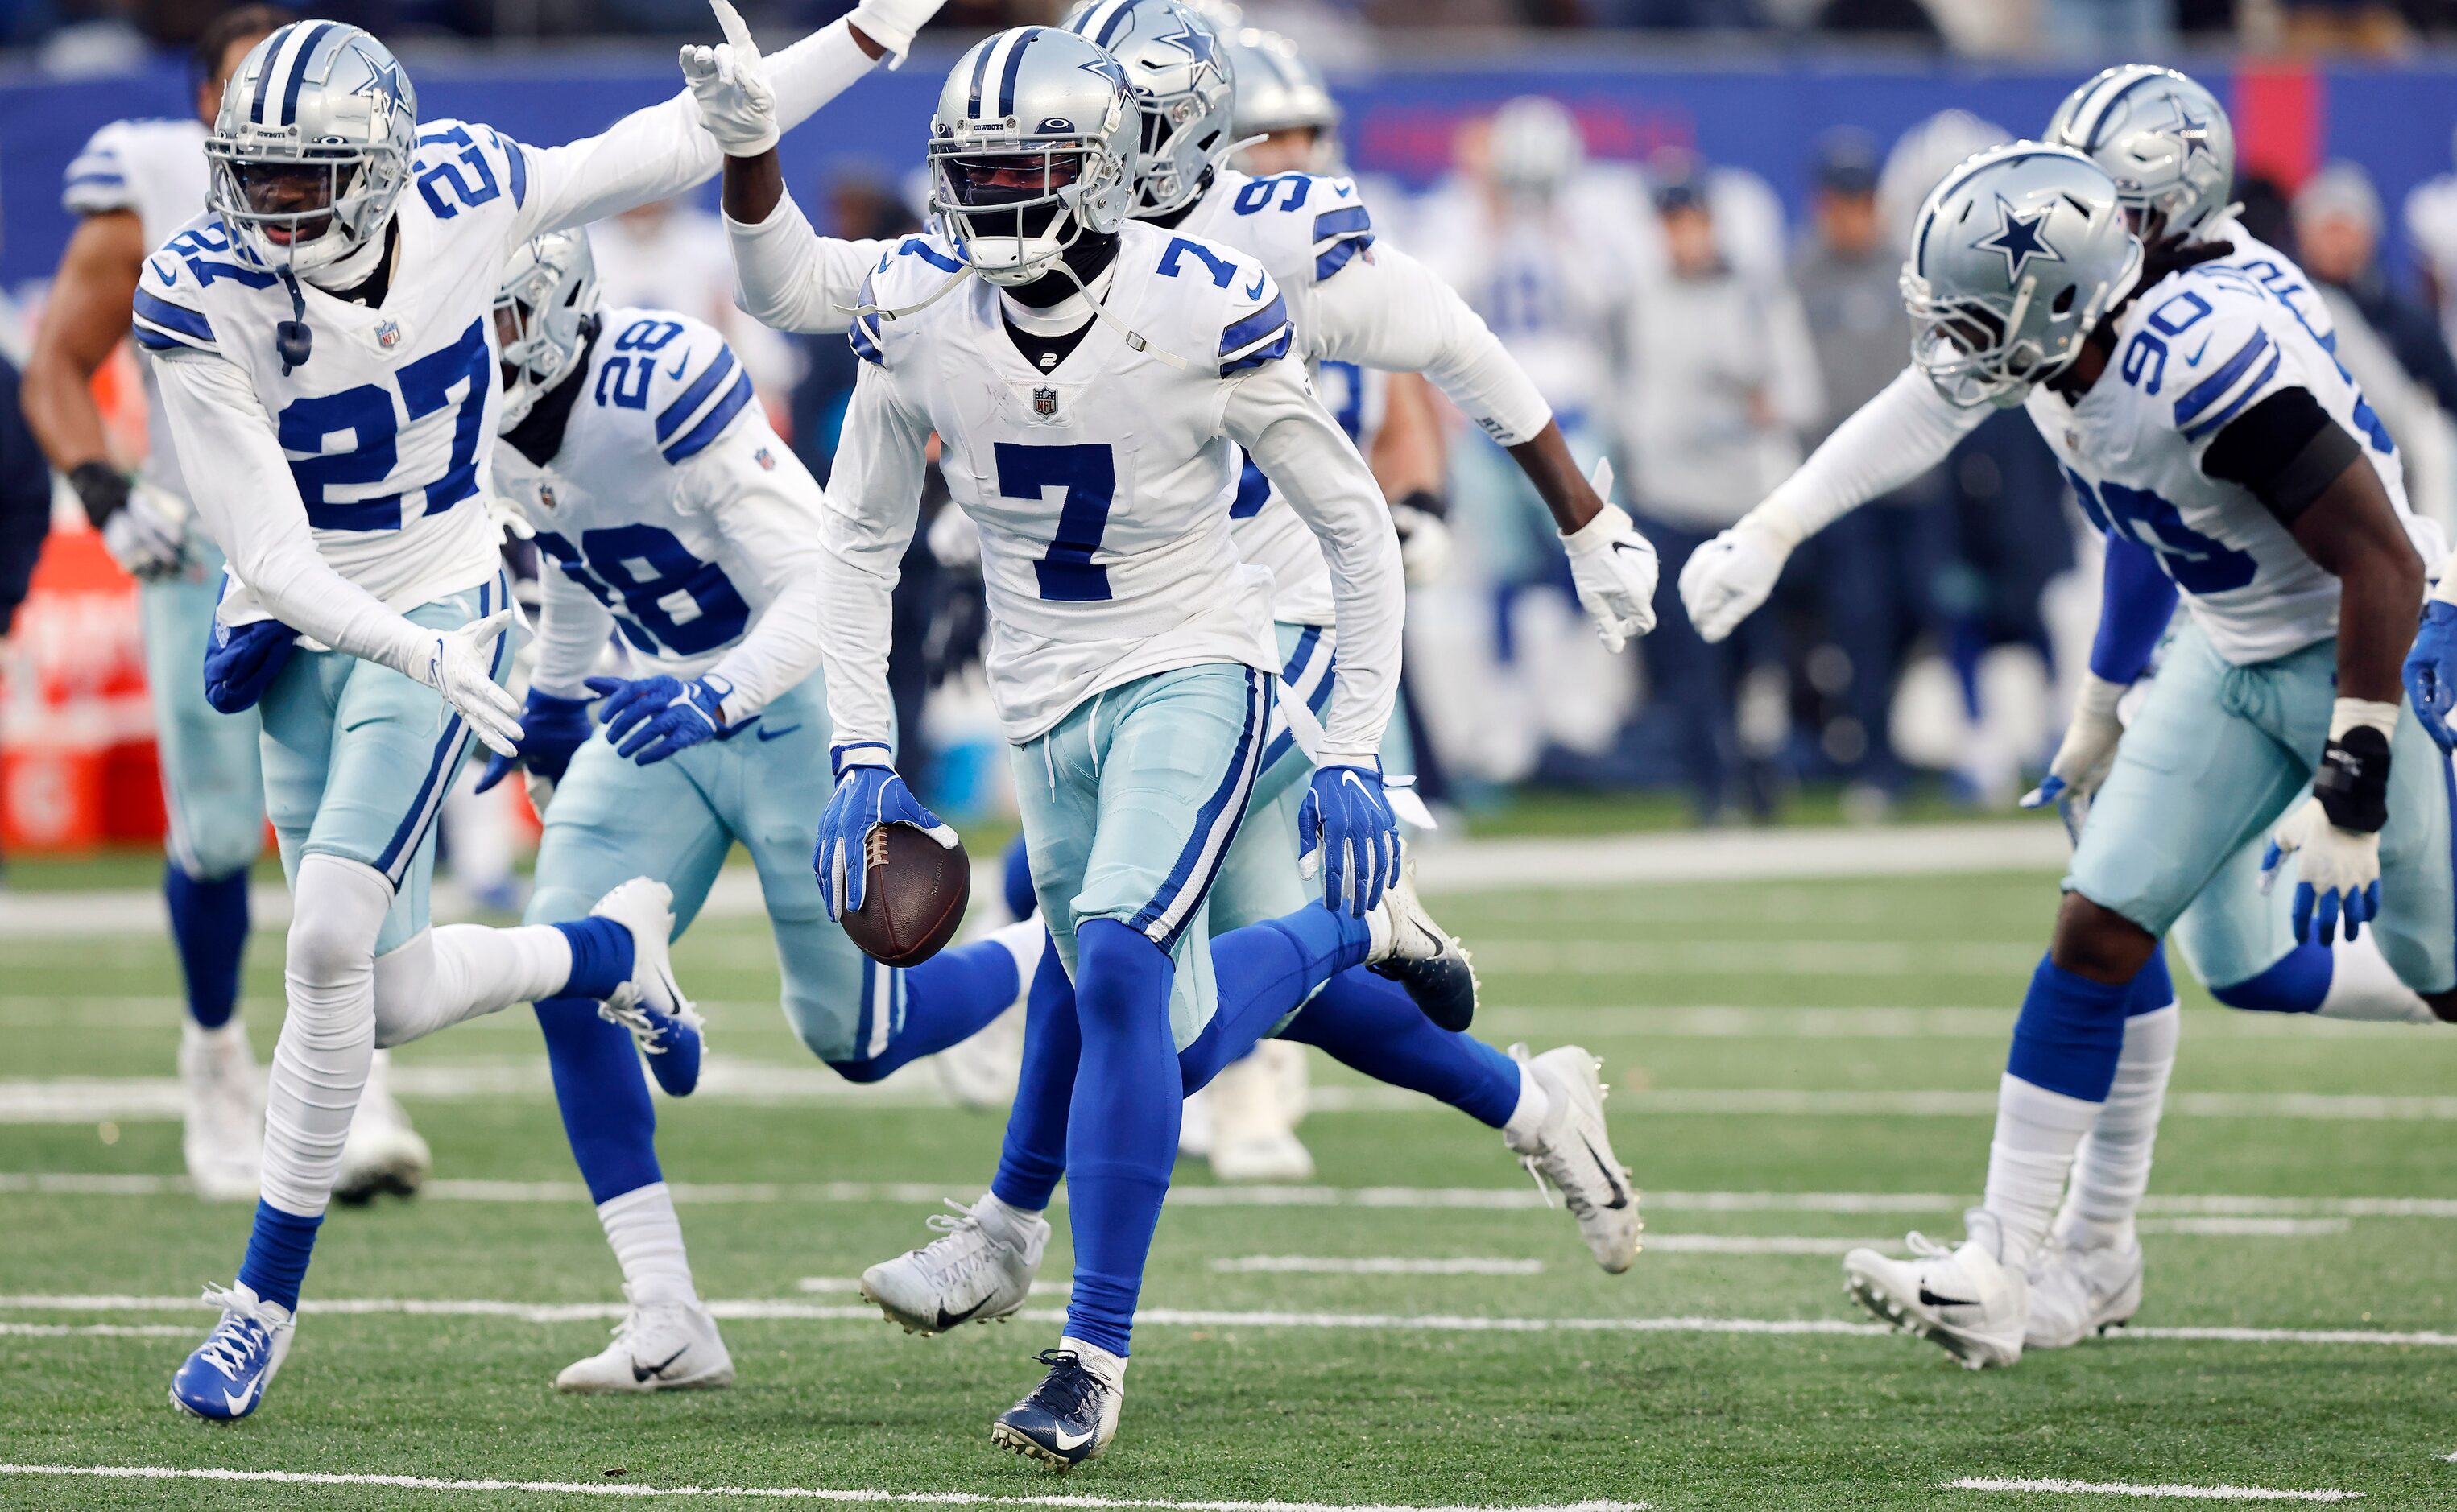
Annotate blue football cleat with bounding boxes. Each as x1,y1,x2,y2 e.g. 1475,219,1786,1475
169,1283,294,1421
630,1005,703,1097
990,1344,1123,1471
589,879,705,1095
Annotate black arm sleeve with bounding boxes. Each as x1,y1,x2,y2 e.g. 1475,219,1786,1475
0,360,52,637
2198,386,2365,529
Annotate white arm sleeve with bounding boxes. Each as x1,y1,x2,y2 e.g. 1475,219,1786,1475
1222,356,1405,762
516,19,878,240
531,566,615,699
814,364,932,751
1304,240,1553,448
1752,365,1988,544
726,188,896,335
152,351,434,676
688,435,831,719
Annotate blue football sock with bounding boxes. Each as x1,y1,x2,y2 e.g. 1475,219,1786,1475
235,1200,323,1312
991,940,1077,1215
534,995,661,1206
2128,947,2177,1014
1001,833,1038,922
830,941,1024,1084
2006,955,2137,1103
1281,968,1521,1128
165,864,250,1030
551,917,634,1001
1062,919,1181,1358
1178,907,1374,1091
2209,942,2331,1014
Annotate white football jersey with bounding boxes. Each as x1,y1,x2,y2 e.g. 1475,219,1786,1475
2026,253,2426,666
493,306,825,702
831,220,1293,742
65,118,209,501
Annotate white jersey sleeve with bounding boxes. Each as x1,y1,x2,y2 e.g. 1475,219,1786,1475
64,119,152,217
1752,366,1985,543
815,356,934,754
684,423,831,720
726,186,904,336
1302,236,1551,448
531,563,617,699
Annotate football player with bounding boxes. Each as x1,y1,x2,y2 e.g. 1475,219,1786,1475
474,229,1040,1393
23,3,427,1206
864,0,1641,1336
1783,142,2447,1369
711,23,1477,1468
137,0,942,1419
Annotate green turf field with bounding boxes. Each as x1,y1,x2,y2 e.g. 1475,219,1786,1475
2,862,2453,1510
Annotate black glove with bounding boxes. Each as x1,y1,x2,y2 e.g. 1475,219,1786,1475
68,461,129,530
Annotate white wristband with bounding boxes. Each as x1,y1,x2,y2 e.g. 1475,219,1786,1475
2331,696,2401,742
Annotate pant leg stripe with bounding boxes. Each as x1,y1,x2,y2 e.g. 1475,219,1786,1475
374,577,508,883
1131,668,1267,951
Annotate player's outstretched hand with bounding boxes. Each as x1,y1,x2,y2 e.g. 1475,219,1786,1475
587,673,732,765
2404,598,2457,752
474,688,598,811
680,0,779,156
1558,460,1657,654
1300,762,1400,918
816,744,958,921
2262,796,2383,947
2021,671,2127,818
419,610,525,758
1681,517,1792,646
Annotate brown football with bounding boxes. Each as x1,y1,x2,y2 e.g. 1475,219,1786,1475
842,823,970,968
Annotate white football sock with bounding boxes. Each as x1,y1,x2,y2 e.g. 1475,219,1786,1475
1502,1060,1549,1142
2057,1002,2180,1250
598,1182,697,1304
1980,1072,2103,1270
259,853,391,1217
370,924,575,1047
2318,934,2440,1023
987,919,1047,986
1058,1333,1127,1388
982,1190,1043,1232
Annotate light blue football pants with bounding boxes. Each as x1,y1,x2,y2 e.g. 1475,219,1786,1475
145,551,264,881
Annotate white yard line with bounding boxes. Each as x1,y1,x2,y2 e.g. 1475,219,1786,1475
1210,1256,1547,1274
1469,941,2041,976
0,1321,191,1338
1946,1476,2361,1502
0,1465,1646,1512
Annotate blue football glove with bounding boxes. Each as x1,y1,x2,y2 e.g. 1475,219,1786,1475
201,618,298,714
1298,762,1400,917
2403,599,2457,753
814,742,958,921
473,688,596,795
586,673,732,765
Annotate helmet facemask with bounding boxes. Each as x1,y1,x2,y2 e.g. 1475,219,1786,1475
932,139,1124,286
1130,81,1228,214
492,234,601,433
208,140,405,277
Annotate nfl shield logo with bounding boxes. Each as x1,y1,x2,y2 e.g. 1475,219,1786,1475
537,484,556,510
1033,386,1059,419
754,448,776,471
375,320,402,349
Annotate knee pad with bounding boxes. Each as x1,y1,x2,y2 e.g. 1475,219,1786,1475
285,853,393,1003
2207,944,2331,1014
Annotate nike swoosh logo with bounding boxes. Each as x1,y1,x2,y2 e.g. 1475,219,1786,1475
1609,541,1648,558
1335,183,1354,198
712,715,765,742
633,1345,690,1382
933,1298,990,1330
755,723,803,742
1578,1133,1630,1210
1051,1424,1094,1452
666,356,689,380
221,1380,261,1415
2184,334,2211,366
1918,1287,1979,1309
1244,272,1268,300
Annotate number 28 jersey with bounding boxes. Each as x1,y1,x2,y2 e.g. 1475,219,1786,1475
2026,254,2436,666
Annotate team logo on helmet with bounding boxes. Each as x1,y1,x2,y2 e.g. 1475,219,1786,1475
1973,196,2064,283
1033,386,1061,418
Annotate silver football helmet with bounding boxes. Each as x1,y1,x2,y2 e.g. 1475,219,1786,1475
1065,0,1235,217
206,20,416,276
1488,96,1583,201
1901,143,2142,409
930,27,1138,286
2046,65,2236,241
494,229,601,433
1226,27,1340,173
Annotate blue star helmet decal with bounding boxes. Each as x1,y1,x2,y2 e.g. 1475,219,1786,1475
2169,100,2215,163
1973,195,2065,283
1152,14,1219,68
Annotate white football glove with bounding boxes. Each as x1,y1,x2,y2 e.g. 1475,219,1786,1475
414,609,527,758
2021,672,2127,813
926,502,982,571
2262,795,2383,947
1391,498,1453,587
848,0,941,67
1559,459,1657,654
486,493,536,543
1680,511,1798,645
680,0,779,157
101,480,188,581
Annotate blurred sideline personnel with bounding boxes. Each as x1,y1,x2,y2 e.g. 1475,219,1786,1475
713,18,1506,1467
1681,68,2457,1359
136,0,941,1420
476,228,1041,1392
862,0,1643,1334
21,3,432,1207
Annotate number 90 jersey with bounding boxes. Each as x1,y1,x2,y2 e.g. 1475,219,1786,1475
2026,256,2434,666
494,307,821,684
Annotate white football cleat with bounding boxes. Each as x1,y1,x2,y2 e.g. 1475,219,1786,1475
589,878,699,1024
1843,1213,2028,1369
179,1021,263,1203
555,1285,734,1394
1207,1043,1314,1184
333,1050,430,1204
1504,1045,1641,1272
860,1194,1048,1334
2025,1229,2144,1349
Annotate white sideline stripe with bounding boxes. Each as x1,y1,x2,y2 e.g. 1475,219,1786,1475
1946,1477,2360,1502
0,1322,190,1338
5,1172,2452,1218
6,1294,2455,1347
797,1278,1072,1299
0,1465,1648,1512
1470,940,2041,977
1211,1255,1548,1274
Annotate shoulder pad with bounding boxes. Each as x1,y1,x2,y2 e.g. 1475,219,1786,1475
599,311,754,464
1223,171,1373,284
2132,271,2286,442
133,238,221,357
848,236,966,369
64,120,138,215
411,121,528,220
